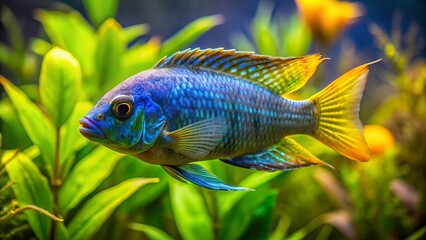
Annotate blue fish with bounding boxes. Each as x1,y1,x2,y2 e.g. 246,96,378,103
79,48,375,190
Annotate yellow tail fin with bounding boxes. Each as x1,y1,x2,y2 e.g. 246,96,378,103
309,61,380,161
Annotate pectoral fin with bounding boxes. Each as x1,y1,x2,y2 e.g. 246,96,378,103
222,137,334,171
166,118,227,159
162,164,251,191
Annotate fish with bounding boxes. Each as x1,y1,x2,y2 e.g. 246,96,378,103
79,48,376,191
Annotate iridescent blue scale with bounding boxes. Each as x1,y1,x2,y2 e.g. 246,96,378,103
143,67,316,158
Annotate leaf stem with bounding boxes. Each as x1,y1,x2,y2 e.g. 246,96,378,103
0,205,64,222
50,127,61,240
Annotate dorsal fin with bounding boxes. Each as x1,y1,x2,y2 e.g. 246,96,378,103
153,48,325,95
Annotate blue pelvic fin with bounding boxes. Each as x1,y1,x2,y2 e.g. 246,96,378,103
162,164,252,191
153,48,325,95
222,137,334,171
166,118,227,159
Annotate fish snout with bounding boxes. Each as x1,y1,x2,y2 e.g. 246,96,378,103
79,117,106,139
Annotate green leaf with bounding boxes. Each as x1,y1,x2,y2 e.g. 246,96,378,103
59,101,92,178
122,38,160,78
2,151,53,240
94,19,126,96
115,158,168,211
30,38,53,56
282,15,311,56
239,190,277,240
59,147,125,215
218,171,282,217
36,10,95,78
0,76,55,177
68,178,159,240
0,98,32,150
252,2,278,55
39,47,82,127
124,24,149,43
127,222,174,240
229,32,256,52
169,182,213,240
0,43,12,69
83,0,118,27
220,187,276,240
160,14,224,56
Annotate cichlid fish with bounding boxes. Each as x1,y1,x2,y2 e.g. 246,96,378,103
79,48,375,191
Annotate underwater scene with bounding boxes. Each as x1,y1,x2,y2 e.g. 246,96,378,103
0,0,425,239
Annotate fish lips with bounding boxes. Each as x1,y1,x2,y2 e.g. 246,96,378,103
79,117,106,140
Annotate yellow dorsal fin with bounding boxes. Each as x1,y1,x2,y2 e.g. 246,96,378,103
154,48,325,95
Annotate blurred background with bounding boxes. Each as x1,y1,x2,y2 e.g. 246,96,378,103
1,0,425,58
0,0,425,239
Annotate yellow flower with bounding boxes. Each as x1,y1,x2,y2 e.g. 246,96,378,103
363,125,395,155
295,0,363,45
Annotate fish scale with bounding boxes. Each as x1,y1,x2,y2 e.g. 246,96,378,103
151,67,316,158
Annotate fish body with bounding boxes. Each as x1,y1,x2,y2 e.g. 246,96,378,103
128,67,315,164
80,48,374,190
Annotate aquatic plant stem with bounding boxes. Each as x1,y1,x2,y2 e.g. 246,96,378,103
50,127,61,240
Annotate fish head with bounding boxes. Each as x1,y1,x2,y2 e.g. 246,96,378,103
79,89,166,154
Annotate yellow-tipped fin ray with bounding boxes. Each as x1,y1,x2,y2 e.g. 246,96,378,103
166,118,227,159
154,48,326,95
309,60,381,161
221,137,333,171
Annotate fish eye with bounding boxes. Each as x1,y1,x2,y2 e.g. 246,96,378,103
111,95,134,121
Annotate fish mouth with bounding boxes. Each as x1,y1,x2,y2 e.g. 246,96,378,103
79,117,106,139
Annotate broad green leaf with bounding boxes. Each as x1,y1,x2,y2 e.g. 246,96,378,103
220,187,276,240
2,151,53,240
218,171,281,217
239,190,277,240
127,222,174,240
124,24,149,43
115,158,168,211
282,15,311,56
122,38,160,78
160,14,224,56
252,2,278,55
0,6,24,53
30,38,53,56
39,47,82,127
83,0,118,27
68,178,159,240
0,76,55,177
59,101,92,178
36,10,95,78
0,43,13,69
94,19,126,96
0,99,32,149
59,147,125,214
169,182,213,240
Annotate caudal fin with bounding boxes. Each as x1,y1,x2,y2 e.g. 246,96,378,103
309,61,380,161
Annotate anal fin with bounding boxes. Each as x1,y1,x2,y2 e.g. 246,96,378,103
221,137,334,171
162,164,251,191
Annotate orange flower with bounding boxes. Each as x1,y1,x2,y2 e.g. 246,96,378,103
363,125,395,155
295,0,363,45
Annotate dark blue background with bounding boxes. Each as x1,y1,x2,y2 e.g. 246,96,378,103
1,0,425,59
